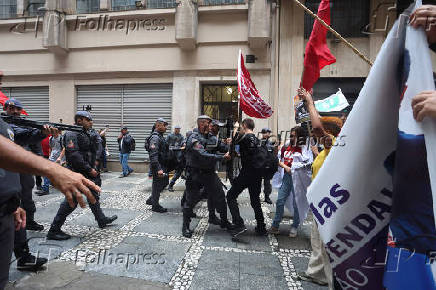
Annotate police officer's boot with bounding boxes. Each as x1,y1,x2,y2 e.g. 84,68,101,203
26,212,44,231
182,213,193,238
90,201,118,228
47,222,71,240
14,244,48,271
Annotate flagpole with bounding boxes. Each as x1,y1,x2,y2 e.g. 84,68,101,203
292,0,373,67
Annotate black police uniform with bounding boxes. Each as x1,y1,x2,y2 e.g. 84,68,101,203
7,121,46,228
166,132,185,190
182,130,231,237
48,128,114,236
261,137,274,202
147,130,170,211
204,133,228,221
0,119,47,276
0,119,21,288
226,133,266,233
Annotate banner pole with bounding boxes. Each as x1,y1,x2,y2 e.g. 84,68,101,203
292,0,373,66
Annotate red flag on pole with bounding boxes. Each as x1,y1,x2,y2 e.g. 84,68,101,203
237,50,273,119
301,0,336,91
0,90,28,115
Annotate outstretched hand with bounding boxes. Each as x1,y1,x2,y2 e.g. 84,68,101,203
48,165,99,208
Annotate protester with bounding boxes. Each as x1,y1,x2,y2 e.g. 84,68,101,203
37,131,63,196
226,118,267,237
260,128,273,204
32,139,47,191
269,126,313,238
296,88,343,288
117,126,135,178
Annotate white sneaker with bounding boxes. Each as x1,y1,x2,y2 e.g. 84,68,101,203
289,227,298,238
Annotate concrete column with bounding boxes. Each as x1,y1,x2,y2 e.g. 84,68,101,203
175,0,198,50
172,73,199,132
49,79,75,124
277,0,304,133
100,0,112,11
248,0,272,49
42,10,68,54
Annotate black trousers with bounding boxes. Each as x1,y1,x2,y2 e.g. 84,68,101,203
50,175,105,230
226,168,265,228
263,177,272,199
183,168,228,222
151,172,169,207
0,214,14,289
169,167,183,187
19,173,36,222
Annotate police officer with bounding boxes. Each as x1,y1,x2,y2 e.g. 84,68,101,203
0,105,49,273
166,125,185,192
47,111,117,240
226,118,267,237
3,99,46,231
182,115,233,238
204,119,229,225
146,118,170,213
260,128,273,204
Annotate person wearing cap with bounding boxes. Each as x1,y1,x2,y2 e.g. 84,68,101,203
47,111,117,240
260,128,273,204
2,98,59,271
3,99,49,231
146,118,170,213
117,126,135,178
202,119,229,225
166,125,185,192
182,115,233,238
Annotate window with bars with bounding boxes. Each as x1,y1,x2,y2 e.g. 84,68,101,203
77,0,100,13
304,0,370,38
111,0,176,10
26,0,45,17
201,84,241,124
0,0,16,19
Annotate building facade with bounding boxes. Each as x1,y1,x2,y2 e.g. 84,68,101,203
1,0,434,169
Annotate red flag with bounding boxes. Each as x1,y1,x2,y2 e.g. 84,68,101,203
237,51,273,119
0,90,28,115
301,0,336,91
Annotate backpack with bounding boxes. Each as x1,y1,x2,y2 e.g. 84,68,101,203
129,135,136,151
144,133,153,152
253,140,279,180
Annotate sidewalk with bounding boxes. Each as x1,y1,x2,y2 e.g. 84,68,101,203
7,172,325,290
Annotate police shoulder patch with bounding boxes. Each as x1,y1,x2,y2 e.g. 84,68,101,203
7,129,14,141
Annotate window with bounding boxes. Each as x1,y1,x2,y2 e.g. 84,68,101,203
0,0,16,19
304,0,370,38
199,0,245,6
77,0,100,13
26,0,45,17
201,84,240,124
112,0,176,10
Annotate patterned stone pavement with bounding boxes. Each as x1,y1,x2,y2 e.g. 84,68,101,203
6,172,326,290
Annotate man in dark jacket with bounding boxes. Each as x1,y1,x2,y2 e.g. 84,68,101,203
227,118,267,237
146,118,170,213
47,111,117,240
260,128,273,204
117,126,134,178
167,125,185,192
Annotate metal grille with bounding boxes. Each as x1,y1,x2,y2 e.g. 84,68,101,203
76,84,172,161
146,0,177,9
0,0,16,19
198,0,245,6
304,0,369,38
77,0,100,13
2,86,50,121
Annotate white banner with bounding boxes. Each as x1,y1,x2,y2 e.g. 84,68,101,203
315,89,349,112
